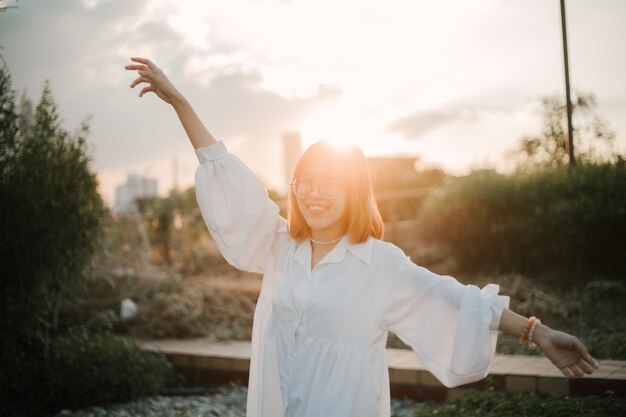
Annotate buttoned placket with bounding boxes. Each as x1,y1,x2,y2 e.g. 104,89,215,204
294,240,328,342
285,241,330,414
289,236,350,354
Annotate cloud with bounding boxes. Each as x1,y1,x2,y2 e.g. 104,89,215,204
2,0,625,205
385,107,483,140
384,90,539,141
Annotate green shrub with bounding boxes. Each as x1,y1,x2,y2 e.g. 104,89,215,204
411,389,625,417
48,329,177,411
417,160,626,280
0,328,177,417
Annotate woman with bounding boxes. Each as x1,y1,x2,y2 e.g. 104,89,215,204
125,57,599,417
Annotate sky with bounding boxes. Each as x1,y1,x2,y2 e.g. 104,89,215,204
2,0,625,208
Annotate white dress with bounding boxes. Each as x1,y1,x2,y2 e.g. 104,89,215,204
194,140,510,417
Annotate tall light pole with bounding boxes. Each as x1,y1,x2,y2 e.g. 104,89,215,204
560,0,576,168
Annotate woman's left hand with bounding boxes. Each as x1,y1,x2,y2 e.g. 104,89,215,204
535,326,600,378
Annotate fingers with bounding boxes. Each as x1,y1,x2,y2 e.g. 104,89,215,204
130,57,159,71
125,64,150,71
130,76,151,89
136,70,157,81
560,362,590,378
578,346,600,370
570,363,585,377
139,86,155,97
576,358,596,374
561,364,583,378
574,338,600,370
560,366,576,378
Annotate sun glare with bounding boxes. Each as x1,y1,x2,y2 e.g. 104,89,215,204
298,101,414,157
299,102,378,150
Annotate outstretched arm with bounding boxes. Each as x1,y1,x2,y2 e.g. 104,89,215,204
125,56,217,149
497,307,600,378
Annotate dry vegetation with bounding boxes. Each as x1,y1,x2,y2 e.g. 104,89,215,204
63,212,625,360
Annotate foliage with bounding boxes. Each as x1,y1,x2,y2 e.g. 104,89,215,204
47,328,177,411
126,185,235,274
510,91,616,170
417,159,626,279
146,189,183,266
484,276,626,360
406,389,625,417
555,279,626,360
0,64,177,417
124,280,259,340
0,68,107,346
1,327,177,417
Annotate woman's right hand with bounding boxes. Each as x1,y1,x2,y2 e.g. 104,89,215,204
125,57,182,105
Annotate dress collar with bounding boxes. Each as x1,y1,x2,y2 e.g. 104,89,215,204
293,234,373,271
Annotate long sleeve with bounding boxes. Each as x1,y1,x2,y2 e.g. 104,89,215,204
194,140,286,274
376,245,510,388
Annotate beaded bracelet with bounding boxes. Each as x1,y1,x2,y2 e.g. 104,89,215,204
518,316,536,345
527,318,541,349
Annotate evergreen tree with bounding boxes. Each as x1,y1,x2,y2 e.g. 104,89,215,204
0,70,107,346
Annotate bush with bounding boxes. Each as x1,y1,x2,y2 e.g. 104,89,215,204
410,389,626,417
417,160,626,280
0,328,177,417
48,329,177,412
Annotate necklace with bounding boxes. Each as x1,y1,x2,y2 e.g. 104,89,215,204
310,235,343,245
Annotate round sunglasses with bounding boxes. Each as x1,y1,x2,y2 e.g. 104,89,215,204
290,178,343,200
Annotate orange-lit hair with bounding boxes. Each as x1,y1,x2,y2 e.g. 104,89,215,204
287,141,384,243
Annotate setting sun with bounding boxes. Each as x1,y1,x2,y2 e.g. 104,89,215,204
298,100,411,156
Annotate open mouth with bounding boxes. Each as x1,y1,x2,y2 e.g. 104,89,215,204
307,204,329,214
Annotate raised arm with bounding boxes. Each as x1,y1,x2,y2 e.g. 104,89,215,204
125,56,216,149
125,56,286,274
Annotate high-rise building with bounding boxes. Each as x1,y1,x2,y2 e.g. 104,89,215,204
114,173,158,214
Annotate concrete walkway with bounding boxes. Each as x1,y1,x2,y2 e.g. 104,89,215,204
138,338,626,401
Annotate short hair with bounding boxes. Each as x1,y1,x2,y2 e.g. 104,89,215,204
287,141,384,243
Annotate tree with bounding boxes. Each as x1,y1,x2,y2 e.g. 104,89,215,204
0,60,20,166
0,41,175,417
510,91,616,171
0,66,107,351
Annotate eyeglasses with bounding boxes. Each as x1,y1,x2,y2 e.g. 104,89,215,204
290,178,342,200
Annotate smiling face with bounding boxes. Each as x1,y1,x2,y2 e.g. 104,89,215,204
293,173,348,238
287,140,384,244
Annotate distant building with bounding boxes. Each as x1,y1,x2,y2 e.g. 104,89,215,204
114,173,158,214
367,156,420,191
